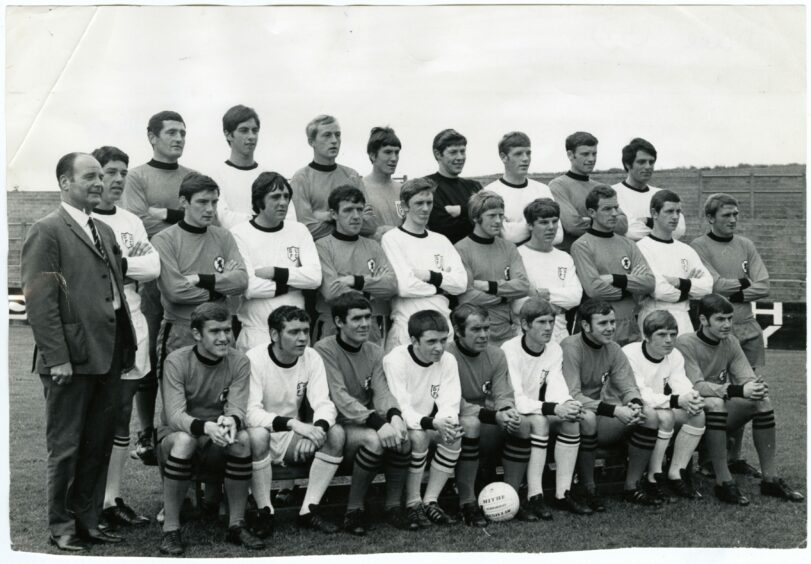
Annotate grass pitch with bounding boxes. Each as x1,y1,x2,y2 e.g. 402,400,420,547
7,325,807,556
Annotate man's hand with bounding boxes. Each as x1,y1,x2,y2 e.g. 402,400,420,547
147,207,168,221
433,417,463,444
472,280,490,292
444,205,462,218
533,287,551,301
577,217,591,229
413,269,431,282
185,274,200,286
204,421,229,447
314,210,333,222
680,390,705,415
289,420,327,448
687,267,705,279
495,408,521,433
390,415,409,443
336,275,355,289
128,240,154,257
217,415,237,444
363,203,375,218
50,362,73,386
598,274,614,285
293,438,317,463
614,405,641,426
554,400,584,422
663,275,681,288
377,423,400,450
743,381,768,401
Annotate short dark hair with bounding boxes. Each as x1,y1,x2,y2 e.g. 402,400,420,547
698,294,734,319
408,310,449,340
147,110,185,136
251,172,292,215
585,184,616,212
432,129,467,155
518,298,555,328
450,303,488,336
327,184,366,212
400,177,436,207
55,152,83,182
331,291,372,324
650,189,681,214
498,131,531,157
642,310,678,339
704,193,739,218
367,126,401,159
179,172,219,202
91,146,129,168
268,305,311,336
579,299,614,324
223,104,260,137
190,302,230,332
523,197,560,225
621,138,657,172
565,131,598,153
468,190,504,223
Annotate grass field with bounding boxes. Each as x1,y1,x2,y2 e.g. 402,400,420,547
6,324,807,556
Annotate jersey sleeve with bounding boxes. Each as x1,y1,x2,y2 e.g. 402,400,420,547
122,217,161,282
675,338,730,399
316,343,374,424
689,240,742,296
741,240,770,302
505,349,544,415
611,349,643,405
625,243,655,295
497,245,530,299
561,340,599,410
438,238,468,295
290,172,332,240
231,227,279,299
570,240,623,300
370,355,401,416
434,355,461,424
305,352,338,426
667,350,696,396
544,357,573,405
685,247,714,299
212,231,249,295
246,356,280,430
549,179,590,237
381,232,439,298
383,353,423,429
287,227,322,290
224,355,251,423
457,244,501,306
152,232,210,304
216,195,251,231
490,350,516,411
362,242,398,298
161,353,196,433
548,253,583,310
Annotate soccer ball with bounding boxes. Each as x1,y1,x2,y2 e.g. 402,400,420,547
477,482,519,522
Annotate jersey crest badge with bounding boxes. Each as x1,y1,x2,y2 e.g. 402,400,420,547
718,369,728,383
558,266,567,280
539,369,549,385
217,386,230,407
395,200,405,218
434,254,444,270
430,384,440,399
367,258,376,274
504,266,511,281
214,256,225,273
287,246,300,263
742,260,750,275
680,259,689,273
481,380,492,395
364,376,372,391
620,256,631,271
121,232,134,249
296,381,308,397
601,370,611,384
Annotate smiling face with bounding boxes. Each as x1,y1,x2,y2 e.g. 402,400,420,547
149,120,186,162
336,307,372,347
332,199,364,236
404,190,434,228
475,207,504,238
226,117,259,160
567,144,597,176
628,150,655,186
194,318,233,358
182,189,219,227
701,311,734,341
582,311,616,345
310,122,341,163
435,144,467,177
99,160,128,207
60,154,104,212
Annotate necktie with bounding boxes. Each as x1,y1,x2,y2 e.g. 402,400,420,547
87,217,108,261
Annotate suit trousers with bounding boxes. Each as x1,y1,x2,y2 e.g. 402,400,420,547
40,309,126,536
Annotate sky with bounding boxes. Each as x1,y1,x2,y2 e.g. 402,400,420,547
3,3,806,191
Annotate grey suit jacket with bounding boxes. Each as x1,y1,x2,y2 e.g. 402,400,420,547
22,205,136,375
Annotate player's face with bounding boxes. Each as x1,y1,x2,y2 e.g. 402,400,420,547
371,145,400,176
567,144,597,176
337,307,372,347
404,190,433,227
523,314,555,346
709,204,739,238
193,319,233,358
99,160,128,206
653,201,681,234
412,330,449,364
502,146,531,178
435,144,466,177
226,118,259,159
588,196,620,231
529,216,559,244
60,155,104,212
628,150,655,186
182,189,219,227
273,319,310,357
701,312,734,341
149,120,186,162
458,314,490,352
332,199,364,236
310,122,341,162
583,311,616,345
645,327,678,358
259,187,291,225
476,207,504,238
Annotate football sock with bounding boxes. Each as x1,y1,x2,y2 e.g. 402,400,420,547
727,423,745,461
577,433,598,491
347,446,383,511
224,454,252,527
668,424,705,478
455,437,480,506
135,385,157,433
705,411,732,483
405,450,428,508
648,429,674,481
554,432,580,498
527,433,549,498
251,454,274,513
103,435,130,508
626,427,658,488
502,435,531,494
423,443,461,504
752,410,776,480
384,449,411,510
300,452,343,515
162,454,192,532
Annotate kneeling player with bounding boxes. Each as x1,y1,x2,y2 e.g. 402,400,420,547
383,311,463,528
246,306,346,535
624,310,706,501
157,303,263,555
315,292,412,534
561,300,662,510
502,299,592,518
676,294,804,505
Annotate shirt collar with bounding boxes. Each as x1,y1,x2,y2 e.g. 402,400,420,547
61,201,92,226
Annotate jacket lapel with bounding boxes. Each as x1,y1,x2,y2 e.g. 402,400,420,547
58,206,103,259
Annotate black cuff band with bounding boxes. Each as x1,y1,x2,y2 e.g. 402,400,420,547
386,408,402,422
190,419,205,437
644,217,653,229
272,416,291,432
541,402,558,416
366,412,385,431
739,278,751,290
420,416,435,431
353,275,365,290
729,290,745,303
314,419,330,433
612,274,628,289
166,209,184,224
677,279,691,302
274,267,289,285
669,395,680,409
478,409,497,425
196,273,215,291
121,257,128,278
428,271,443,288
629,398,644,407
727,384,744,398
596,402,616,417
487,281,498,295
231,415,242,431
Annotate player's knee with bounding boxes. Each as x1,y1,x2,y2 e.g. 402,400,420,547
641,405,659,429
560,420,580,436
169,432,197,458
324,424,345,454
755,397,773,413
227,430,251,457
527,414,549,434
409,430,430,451
703,397,726,412
392,438,412,456
688,411,706,427
361,429,384,454
579,410,597,433
657,409,676,431
247,427,271,458
459,415,481,439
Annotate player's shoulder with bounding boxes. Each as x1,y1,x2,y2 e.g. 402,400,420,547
621,340,643,357
559,333,581,351
675,331,699,348
526,177,551,191
166,344,196,365
225,347,251,368
313,335,338,355
383,344,409,365
500,334,522,353
336,163,361,179
245,342,271,363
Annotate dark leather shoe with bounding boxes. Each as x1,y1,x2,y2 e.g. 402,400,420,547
226,521,266,550
49,534,88,552
78,527,124,544
103,497,150,527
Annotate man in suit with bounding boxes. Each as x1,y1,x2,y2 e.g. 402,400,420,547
22,152,136,551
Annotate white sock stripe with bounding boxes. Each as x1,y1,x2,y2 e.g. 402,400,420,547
435,444,461,459
252,454,273,469
314,452,343,465
556,433,580,445
680,424,706,437
657,429,675,439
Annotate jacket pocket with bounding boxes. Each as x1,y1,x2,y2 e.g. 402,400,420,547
62,322,89,364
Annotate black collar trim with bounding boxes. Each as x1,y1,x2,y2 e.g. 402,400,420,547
179,220,207,234
582,332,603,349
332,230,359,242
469,232,494,245
148,159,179,171
499,177,528,189
697,329,720,346
708,231,733,243
268,345,299,368
92,207,117,216
408,345,433,367
250,219,284,233
566,171,590,182
309,161,337,173
454,339,480,358
225,160,258,171
521,335,543,357
648,234,673,244
336,333,362,353
398,226,427,239
622,180,649,193
193,345,222,366
641,342,663,364
587,228,613,238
